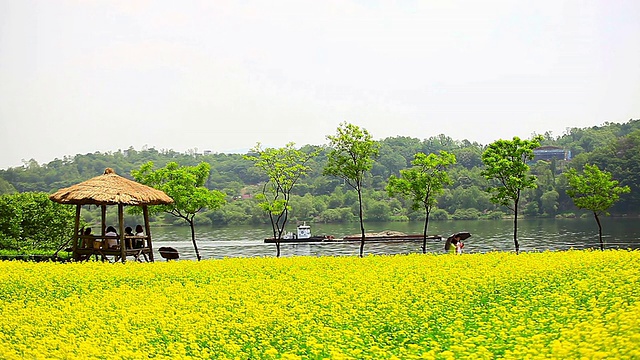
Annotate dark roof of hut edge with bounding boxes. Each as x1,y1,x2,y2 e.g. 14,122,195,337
49,168,174,206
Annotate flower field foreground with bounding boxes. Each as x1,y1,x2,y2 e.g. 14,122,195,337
1,250,639,359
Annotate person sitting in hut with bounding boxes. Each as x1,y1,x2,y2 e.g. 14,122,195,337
105,226,119,249
134,224,145,249
81,227,94,248
124,226,134,249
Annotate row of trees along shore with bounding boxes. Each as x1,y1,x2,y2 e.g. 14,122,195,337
0,119,637,256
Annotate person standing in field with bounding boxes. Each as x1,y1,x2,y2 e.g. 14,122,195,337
445,234,463,255
456,236,465,254
445,237,456,254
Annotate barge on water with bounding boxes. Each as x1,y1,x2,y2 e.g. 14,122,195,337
341,232,442,243
264,225,442,243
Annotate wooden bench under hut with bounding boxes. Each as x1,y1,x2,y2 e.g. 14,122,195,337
49,168,174,263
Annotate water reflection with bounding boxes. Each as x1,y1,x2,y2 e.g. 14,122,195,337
149,218,640,261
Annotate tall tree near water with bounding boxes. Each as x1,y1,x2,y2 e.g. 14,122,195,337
245,142,318,257
324,122,379,257
565,164,630,250
132,161,226,261
481,136,542,254
387,151,456,253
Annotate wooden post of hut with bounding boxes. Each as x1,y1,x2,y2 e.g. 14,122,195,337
49,168,174,263
72,205,81,261
143,206,155,262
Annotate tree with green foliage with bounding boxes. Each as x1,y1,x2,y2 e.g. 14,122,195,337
0,178,17,195
540,190,560,216
0,192,76,252
132,161,226,261
481,136,542,253
324,122,379,257
565,164,630,250
579,129,640,213
387,151,456,253
245,142,318,257
4,119,640,222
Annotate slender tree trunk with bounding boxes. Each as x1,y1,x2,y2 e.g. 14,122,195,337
269,213,277,239
513,197,520,254
594,211,604,251
264,184,278,240
279,196,289,239
189,219,201,261
422,207,430,254
358,188,365,258
275,208,286,239
275,212,284,257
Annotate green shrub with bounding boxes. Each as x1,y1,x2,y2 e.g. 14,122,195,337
431,209,450,220
483,210,505,220
0,192,76,252
389,215,409,222
451,208,480,220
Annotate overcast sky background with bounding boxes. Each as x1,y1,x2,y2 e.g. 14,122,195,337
1,0,639,170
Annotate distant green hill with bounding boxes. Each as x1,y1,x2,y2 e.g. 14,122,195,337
2,119,639,224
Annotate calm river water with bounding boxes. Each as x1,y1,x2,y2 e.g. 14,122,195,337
149,218,640,261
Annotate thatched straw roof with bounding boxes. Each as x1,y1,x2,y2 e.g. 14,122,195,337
49,168,174,206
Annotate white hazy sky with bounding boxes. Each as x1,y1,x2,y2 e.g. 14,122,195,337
1,0,639,169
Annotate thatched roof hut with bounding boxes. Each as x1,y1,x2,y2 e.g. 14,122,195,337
50,168,173,205
50,168,173,262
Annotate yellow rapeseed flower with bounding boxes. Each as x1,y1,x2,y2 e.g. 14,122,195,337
0,250,638,358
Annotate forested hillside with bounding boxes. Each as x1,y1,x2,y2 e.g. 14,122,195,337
2,119,639,225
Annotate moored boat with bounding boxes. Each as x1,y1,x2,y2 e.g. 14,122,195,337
264,224,334,243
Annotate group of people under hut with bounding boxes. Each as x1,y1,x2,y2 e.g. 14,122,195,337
81,225,146,250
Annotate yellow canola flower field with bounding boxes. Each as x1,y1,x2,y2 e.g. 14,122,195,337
0,250,639,359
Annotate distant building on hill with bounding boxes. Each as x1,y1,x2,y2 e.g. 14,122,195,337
533,146,571,162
